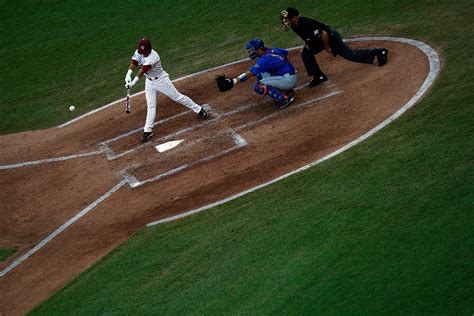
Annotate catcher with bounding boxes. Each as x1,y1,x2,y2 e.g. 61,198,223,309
216,38,297,109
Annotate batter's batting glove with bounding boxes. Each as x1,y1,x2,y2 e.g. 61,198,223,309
125,76,139,89
124,69,133,84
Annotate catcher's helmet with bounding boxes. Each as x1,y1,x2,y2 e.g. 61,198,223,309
137,37,152,56
245,38,265,60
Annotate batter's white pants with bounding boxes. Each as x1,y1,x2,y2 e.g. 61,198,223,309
144,72,202,133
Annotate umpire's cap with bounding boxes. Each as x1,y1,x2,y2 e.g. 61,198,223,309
285,7,299,19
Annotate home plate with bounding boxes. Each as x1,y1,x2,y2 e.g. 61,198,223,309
155,140,184,153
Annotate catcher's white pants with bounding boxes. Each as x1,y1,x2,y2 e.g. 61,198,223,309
144,71,202,133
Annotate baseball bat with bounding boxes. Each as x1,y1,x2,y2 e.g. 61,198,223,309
125,88,131,114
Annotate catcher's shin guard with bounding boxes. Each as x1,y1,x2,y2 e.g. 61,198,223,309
253,81,286,104
253,81,268,96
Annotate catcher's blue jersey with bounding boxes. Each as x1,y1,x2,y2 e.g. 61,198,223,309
249,48,295,79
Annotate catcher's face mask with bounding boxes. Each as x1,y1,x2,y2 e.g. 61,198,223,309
280,10,291,31
245,39,264,60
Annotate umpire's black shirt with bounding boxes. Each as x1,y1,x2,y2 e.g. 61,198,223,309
291,16,331,52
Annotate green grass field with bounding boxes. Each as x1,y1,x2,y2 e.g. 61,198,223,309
0,248,16,263
1,0,472,314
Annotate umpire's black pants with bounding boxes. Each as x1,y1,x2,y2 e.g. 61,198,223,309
302,29,380,78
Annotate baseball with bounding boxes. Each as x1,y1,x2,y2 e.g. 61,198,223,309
69,106,75,111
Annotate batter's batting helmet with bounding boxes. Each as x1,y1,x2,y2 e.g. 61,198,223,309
138,37,152,56
245,38,265,60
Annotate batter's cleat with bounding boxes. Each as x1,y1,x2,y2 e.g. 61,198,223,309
142,132,153,143
377,49,388,66
308,75,328,87
276,95,295,109
198,107,209,119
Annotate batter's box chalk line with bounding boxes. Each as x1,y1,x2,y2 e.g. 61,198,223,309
99,106,221,161
146,37,441,226
234,89,343,131
0,37,440,277
120,128,247,188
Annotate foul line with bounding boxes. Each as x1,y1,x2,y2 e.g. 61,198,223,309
235,90,342,131
53,37,384,130
0,180,127,277
0,151,102,170
147,36,441,227
0,37,439,276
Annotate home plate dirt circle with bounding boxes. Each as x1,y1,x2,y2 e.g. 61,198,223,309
0,37,440,314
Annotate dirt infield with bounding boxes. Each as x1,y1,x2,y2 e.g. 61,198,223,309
0,38,437,314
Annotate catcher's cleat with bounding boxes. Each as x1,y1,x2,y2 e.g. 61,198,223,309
377,49,388,66
142,132,153,143
308,75,328,88
198,107,209,119
275,95,295,109
284,89,295,98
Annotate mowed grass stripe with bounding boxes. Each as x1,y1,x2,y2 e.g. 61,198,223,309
3,0,470,314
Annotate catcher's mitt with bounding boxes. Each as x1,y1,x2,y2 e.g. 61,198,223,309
215,75,234,92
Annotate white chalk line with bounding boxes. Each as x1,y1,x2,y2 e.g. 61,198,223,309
103,116,220,160
111,86,337,175
102,87,341,161
100,110,192,146
121,129,247,188
53,42,337,130
146,36,441,227
0,109,202,169
234,90,343,131
0,180,127,277
0,37,439,276
0,151,102,170
56,59,250,129
0,76,329,170
101,106,218,160
102,100,266,161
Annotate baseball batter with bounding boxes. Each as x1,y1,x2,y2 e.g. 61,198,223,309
230,38,297,109
125,37,209,143
280,7,388,87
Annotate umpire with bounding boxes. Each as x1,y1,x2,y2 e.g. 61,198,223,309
280,7,388,87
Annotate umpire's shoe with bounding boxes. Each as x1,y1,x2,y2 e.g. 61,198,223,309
308,75,328,88
142,132,153,143
276,95,295,109
377,49,388,66
198,106,209,119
